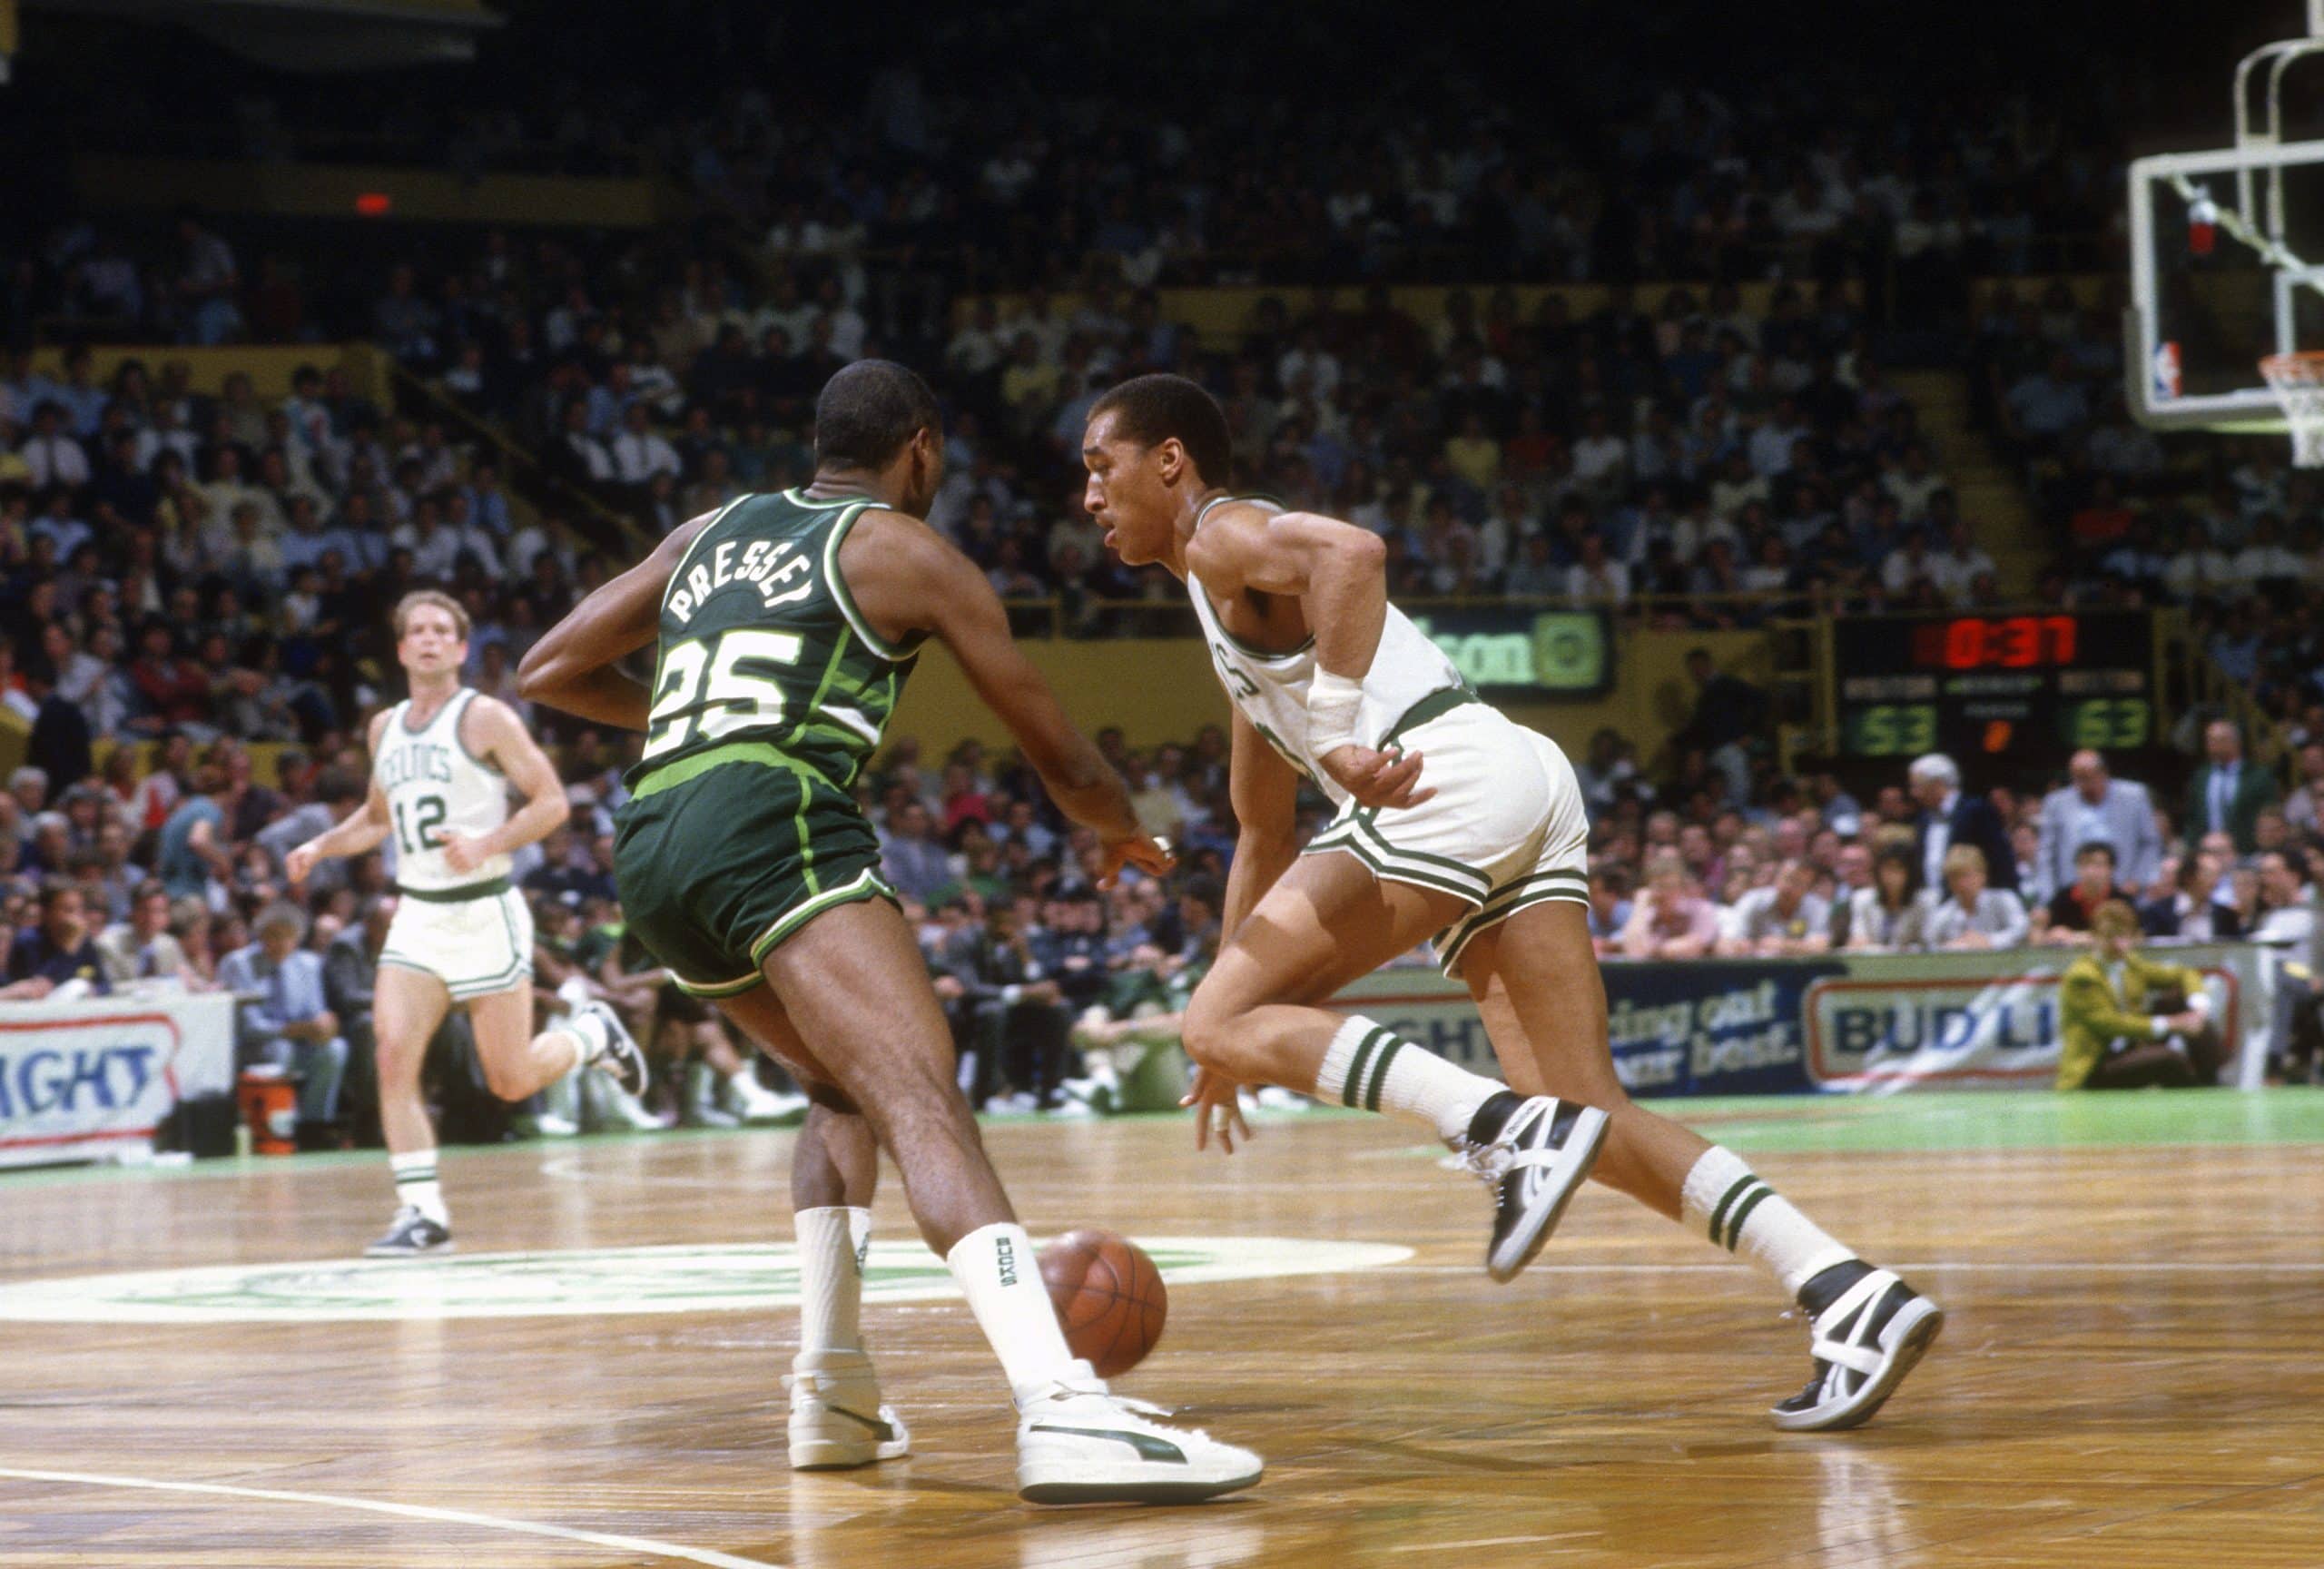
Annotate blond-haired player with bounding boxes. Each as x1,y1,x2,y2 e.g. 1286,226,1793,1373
289,590,646,1255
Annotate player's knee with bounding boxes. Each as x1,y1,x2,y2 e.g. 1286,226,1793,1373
1177,994,1241,1074
481,1060,533,1101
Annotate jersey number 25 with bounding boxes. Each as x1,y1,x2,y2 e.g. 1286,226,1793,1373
643,629,806,761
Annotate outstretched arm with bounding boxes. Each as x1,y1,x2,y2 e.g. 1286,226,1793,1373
517,516,711,728
867,518,1170,887
1188,504,1430,810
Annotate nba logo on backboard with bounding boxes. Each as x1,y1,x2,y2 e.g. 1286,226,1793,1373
2152,340,2182,400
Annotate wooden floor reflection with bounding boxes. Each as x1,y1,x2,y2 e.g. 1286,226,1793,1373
1,1098,2319,1568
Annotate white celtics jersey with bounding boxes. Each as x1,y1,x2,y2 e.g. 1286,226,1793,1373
373,687,512,892
1186,496,1462,809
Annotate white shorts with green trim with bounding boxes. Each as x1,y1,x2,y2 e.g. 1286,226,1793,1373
379,883,536,1001
1303,702,1589,980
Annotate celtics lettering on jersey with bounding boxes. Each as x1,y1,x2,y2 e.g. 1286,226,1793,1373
635,489,922,793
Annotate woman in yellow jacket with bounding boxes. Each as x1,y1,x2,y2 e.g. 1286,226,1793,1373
2056,902,2222,1090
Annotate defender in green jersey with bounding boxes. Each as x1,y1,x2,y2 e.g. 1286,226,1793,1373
613,484,926,996
518,361,1262,1505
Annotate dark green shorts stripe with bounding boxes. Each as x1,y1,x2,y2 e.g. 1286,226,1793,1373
1434,878,1594,979
1351,813,1494,884
1344,823,1491,900
1308,833,1482,903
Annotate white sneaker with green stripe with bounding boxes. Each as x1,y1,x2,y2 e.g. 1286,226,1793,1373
787,1348,911,1469
1015,1360,1263,1505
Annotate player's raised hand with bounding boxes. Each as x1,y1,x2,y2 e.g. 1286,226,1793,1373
1180,1064,1252,1155
1097,828,1176,889
1319,744,1435,811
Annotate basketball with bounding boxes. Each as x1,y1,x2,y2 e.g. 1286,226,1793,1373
1039,1229,1167,1377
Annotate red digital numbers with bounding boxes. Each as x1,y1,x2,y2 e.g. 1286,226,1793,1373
1916,615,2079,670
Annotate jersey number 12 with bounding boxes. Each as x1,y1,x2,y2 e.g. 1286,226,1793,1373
395,794,447,855
643,629,806,761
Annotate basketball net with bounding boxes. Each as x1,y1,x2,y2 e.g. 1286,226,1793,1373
2260,351,2324,466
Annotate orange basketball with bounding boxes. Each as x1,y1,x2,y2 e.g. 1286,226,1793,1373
1038,1228,1167,1377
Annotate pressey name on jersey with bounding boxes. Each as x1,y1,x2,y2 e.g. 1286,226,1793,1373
668,538,812,626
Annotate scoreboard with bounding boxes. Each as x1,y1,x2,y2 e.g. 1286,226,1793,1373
1831,612,2156,770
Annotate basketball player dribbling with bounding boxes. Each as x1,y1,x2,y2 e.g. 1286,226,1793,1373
1081,373,1942,1432
517,360,1262,1504
287,591,650,1257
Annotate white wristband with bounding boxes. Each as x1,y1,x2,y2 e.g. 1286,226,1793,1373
1308,669,1364,752
2151,1017,2169,1039
2187,991,2214,1019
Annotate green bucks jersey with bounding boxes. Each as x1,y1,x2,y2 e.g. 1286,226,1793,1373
631,488,923,794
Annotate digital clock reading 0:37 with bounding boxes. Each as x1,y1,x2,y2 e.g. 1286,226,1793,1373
1907,615,2082,670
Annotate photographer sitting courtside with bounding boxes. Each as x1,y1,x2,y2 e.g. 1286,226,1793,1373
2056,902,2221,1090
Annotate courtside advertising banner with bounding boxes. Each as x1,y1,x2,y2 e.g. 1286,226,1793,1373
1337,960,1839,1098
1801,944,2268,1093
1334,942,2275,1098
0,992,236,1169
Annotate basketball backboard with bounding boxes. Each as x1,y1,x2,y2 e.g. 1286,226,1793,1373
2124,5,2324,443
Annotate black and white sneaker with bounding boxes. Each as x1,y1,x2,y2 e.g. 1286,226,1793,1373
1772,1265,1944,1431
1460,1092,1610,1282
364,1205,452,1258
579,1001,648,1096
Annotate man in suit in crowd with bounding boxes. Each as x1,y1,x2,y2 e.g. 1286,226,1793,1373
1910,752,2017,898
2185,719,2279,856
2037,750,2161,896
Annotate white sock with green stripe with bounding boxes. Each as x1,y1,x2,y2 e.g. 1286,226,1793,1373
390,1148,448,1226
1679,1147,1856,1296
1315,1015,1502,1142
796,1206,872,1353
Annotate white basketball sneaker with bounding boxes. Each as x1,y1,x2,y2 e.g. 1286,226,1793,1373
786,1348,911,1470
1015,1360,1263,1505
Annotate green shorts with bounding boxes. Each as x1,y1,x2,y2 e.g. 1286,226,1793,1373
614,752,897,998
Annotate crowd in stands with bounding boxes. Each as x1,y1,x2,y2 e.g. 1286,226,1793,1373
0,5,2318,1142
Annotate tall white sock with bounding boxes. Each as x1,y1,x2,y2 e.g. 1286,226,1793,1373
390,1148,448,1226
1315,1014,1503,1142
946,1221,1077,1399
796,1206,872,1353
1679,1146,1856,1298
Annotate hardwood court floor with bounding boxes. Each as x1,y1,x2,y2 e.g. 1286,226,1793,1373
2,1090,2321,1568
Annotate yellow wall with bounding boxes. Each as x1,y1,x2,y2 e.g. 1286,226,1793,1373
29,342,389,408
890,627,1771,765
73,155,669,230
